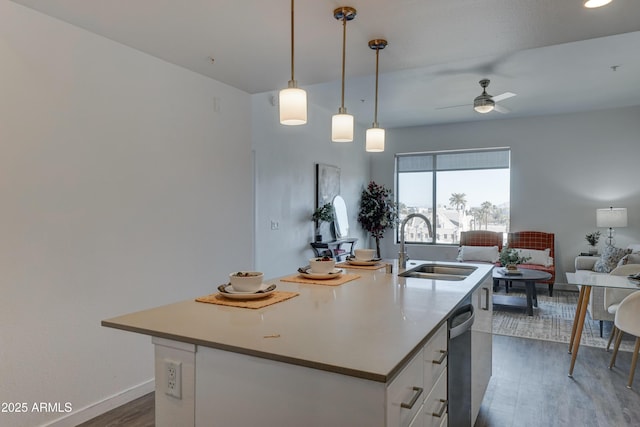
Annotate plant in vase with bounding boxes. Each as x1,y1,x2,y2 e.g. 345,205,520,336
357,181,398,258
499,247,531,271
312,203,334,242
585,231,601,255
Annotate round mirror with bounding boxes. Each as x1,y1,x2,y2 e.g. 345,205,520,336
332,195,349,238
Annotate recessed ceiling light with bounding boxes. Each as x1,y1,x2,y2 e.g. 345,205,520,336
584,0,612,8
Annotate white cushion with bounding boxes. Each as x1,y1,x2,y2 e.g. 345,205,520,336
617,253,640,267
457,245,499,263
516,248,553,267
627,243,640,253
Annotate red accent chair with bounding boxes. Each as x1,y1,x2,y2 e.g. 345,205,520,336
459,230,504,251
507,231,556,296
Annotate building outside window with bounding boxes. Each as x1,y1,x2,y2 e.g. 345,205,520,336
395,148,510,244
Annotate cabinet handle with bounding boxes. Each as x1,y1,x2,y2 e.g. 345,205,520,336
400,386,423,409
431,399,448,418
431,349,447,365
482,287,490,311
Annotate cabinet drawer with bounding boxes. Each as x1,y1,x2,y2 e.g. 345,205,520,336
422,368,448,427
387,349,425,427
423,323,447,389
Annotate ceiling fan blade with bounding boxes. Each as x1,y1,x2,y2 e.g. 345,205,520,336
492,92,516,102
435,103,471,110
493,104,510,114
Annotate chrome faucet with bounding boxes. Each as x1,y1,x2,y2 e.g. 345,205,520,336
399,213,432,269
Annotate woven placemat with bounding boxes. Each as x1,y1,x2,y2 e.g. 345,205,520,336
195,291,299,309
279,273,361,286
336,262,387,270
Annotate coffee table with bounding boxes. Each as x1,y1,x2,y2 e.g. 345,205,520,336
492,268,552,316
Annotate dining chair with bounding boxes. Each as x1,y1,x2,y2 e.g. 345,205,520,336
609,291,640,388
604,264,640,351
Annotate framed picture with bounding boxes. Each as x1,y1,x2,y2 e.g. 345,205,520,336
315,163,340,209
315,164,340,241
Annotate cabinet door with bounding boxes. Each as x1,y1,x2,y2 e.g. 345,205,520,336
422,368,447,427
423,323,447,390
471,274,493,424
386,349,425,427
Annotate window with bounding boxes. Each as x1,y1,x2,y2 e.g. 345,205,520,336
396,148,510,244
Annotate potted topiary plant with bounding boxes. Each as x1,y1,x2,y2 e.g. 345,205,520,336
585,231,601,255
357,181,398,258
499,246,531,272
312,203,334,242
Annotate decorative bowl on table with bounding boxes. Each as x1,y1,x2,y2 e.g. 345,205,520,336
229,271,264,293
309,257,336,274
354,248,376,261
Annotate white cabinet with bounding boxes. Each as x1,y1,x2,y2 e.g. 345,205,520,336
387,349,425,427
387,322,448,427
422,369,448,427
471,274,493,424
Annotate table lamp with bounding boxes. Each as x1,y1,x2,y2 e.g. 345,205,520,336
596,207,627,246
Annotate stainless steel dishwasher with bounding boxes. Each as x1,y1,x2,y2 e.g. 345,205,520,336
448,297,475,427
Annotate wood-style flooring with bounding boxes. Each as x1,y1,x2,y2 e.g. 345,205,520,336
79,335,640,427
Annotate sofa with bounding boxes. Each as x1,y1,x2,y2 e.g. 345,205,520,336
574,244,640,336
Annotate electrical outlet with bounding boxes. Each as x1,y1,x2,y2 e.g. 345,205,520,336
164,359,182,399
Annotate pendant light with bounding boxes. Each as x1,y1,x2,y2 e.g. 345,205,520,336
331,6,356,142
473,79,495,114
365,39,387,152
279,0,307,125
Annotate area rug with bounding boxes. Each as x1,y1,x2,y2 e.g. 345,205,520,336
492,289,634,352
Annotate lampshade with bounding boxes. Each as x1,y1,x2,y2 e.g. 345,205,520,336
596,207,628,228
365,127,385,152
331,7,356,143
332,111,354,142
279,0,307,126
584,0,612,8
279,84,307,125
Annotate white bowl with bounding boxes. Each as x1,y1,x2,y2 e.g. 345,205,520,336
309,257,336,274
229,271,264,293
354,249,376,261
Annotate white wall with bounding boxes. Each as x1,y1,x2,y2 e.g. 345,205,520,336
251,92,370,278
370,106,640,283
0,3,252,426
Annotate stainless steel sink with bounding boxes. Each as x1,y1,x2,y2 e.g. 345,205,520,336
399,263,477,281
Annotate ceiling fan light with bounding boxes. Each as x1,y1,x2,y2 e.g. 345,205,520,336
332,111,354,142
279,82,307,125
584,0,612,8
474,96,495,114
365,126,385,152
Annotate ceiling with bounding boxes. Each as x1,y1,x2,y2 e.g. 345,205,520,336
11,0,640,128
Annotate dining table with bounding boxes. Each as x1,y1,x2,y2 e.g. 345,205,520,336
565,271,640,376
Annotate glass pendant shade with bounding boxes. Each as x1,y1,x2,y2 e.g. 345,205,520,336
332,112,354,142
474,96,495,113
584,0,612,8
279,83,307,125
365,127,385,152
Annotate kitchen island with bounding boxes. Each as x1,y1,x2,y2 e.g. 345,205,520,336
102,261,493,427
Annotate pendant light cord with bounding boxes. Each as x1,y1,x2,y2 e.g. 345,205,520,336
374,47,380,124
340,13,347,110
290,0,295,82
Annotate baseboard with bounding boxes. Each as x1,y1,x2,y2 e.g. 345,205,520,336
41,379,155,427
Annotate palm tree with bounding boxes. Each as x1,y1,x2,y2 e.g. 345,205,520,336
449,193,467,212
480,201,493,229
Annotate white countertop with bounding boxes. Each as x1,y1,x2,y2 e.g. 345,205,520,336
102,261,492,383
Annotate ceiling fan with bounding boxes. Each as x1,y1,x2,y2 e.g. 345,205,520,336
437,79,516,114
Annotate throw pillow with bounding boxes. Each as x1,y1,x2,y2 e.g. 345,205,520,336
515,248,553,267
594,246,632,273
457,246,499,263
627,243,640,253
617,253,640,267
